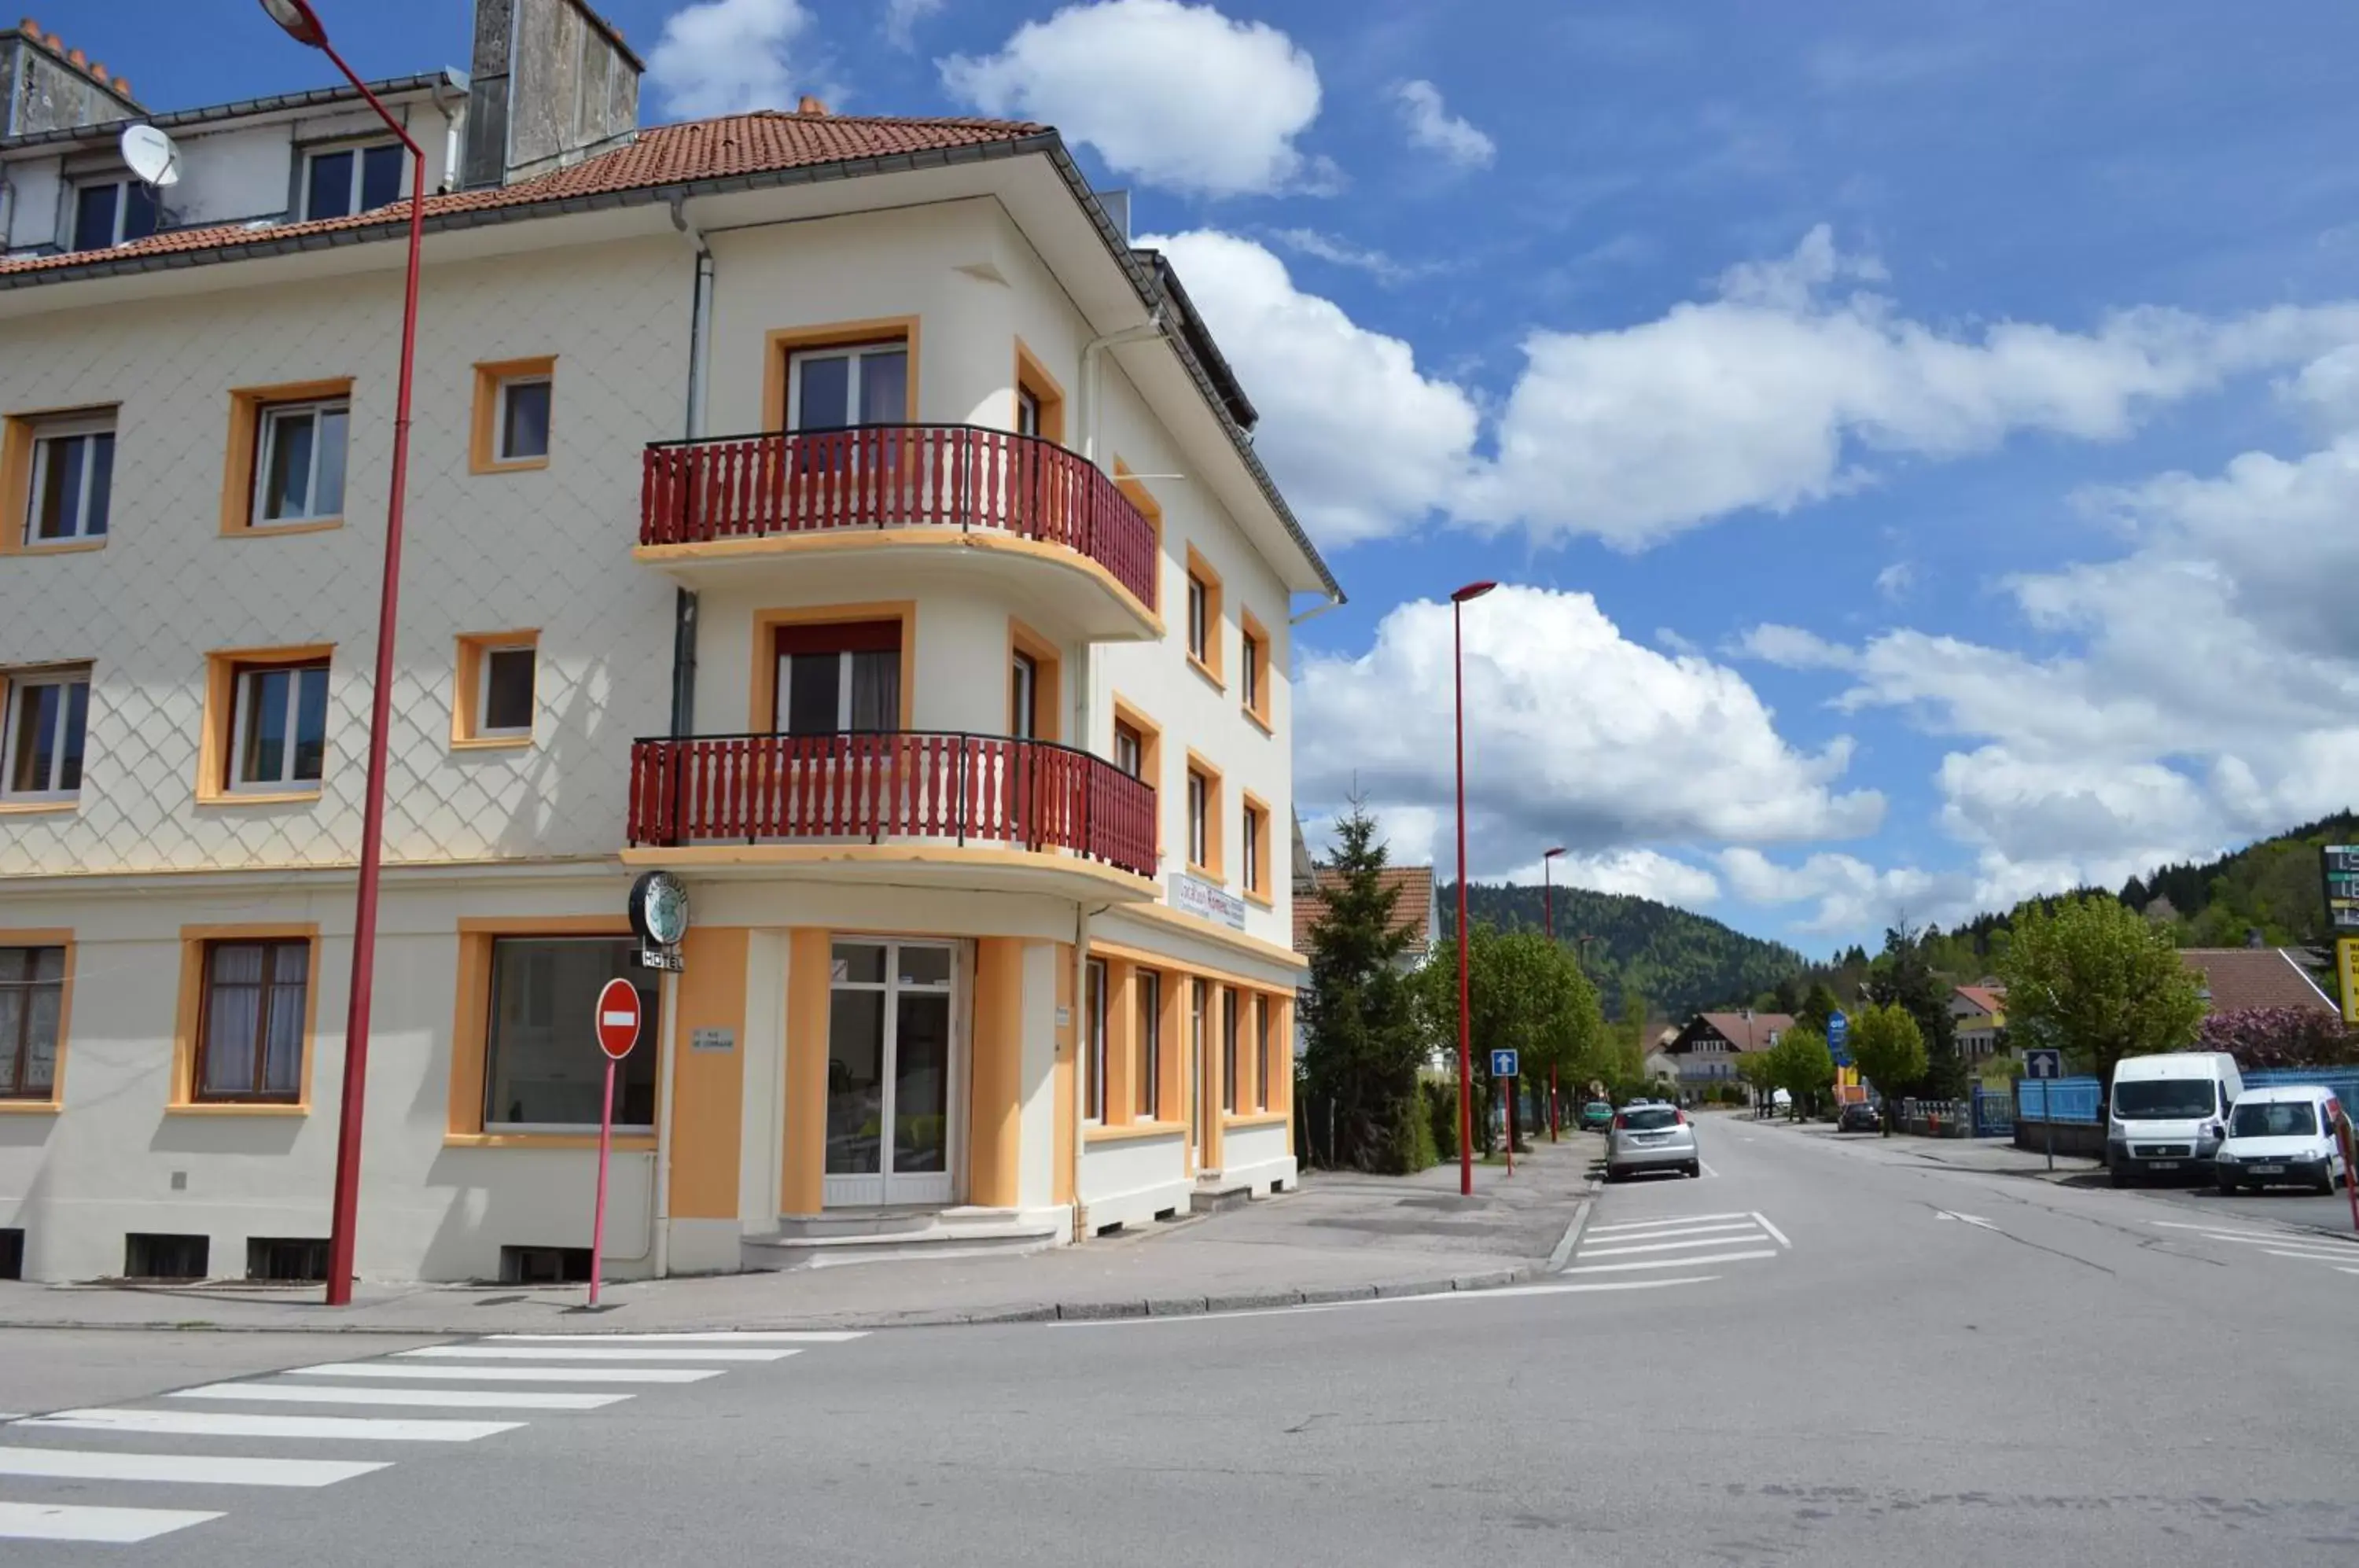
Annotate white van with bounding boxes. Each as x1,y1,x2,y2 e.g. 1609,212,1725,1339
2107,1051,2243,1185
2215,1085,2349,1194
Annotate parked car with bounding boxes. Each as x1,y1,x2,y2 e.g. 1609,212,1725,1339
2215,1085,2349,1194
1838,1101,1881,1133
1606,1104,1702,1180
1577,1100,1614,1132
2109,1051,2243,1186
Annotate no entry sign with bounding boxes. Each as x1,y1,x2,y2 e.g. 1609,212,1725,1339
595,977,642,1061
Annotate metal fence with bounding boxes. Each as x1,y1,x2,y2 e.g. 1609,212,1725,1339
1971,1085,2015,1138
2243,1068,2359,1106
1895,1099,1973,1138
2015,1077,2104,1124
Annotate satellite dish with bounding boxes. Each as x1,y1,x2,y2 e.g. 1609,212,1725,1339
120,124,182,189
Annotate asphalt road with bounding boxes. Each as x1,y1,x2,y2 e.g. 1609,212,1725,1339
6,1115,2359,1565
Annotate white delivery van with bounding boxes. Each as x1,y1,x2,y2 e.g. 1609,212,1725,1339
2214,1084,2349,1194
2107,1051,2243,1186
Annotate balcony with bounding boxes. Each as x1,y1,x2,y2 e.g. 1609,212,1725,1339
638,426,1161,640
624,731,1160,898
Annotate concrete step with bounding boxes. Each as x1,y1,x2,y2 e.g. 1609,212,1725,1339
742,1212,1062,1272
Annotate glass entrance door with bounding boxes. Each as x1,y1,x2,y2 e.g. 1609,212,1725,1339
824,940,958,1206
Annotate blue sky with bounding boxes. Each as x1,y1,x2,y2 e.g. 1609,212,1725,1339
66,1,2359,952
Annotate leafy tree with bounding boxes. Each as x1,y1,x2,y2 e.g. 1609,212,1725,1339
1997,893,2205,1091
1861,926,1966,1099
1765,1025,1836,1121
2195,1007,2359,1069
1412,922,1605,1152
1301,803,1429,1172
1614,988,1651,1084
1847,1001,1927,1136
1735,1051,1776,1112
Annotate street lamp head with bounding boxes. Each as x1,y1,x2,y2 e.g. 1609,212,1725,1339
259,0,328,47
1450,580,1498,604
1544,846,1566,859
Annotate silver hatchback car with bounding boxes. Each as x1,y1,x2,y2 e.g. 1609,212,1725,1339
1606,1104,1702,1180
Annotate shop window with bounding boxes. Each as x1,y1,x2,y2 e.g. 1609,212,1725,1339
482,937,658,1130
1223,987,1239,1115
1084,958,1108,1123
1135,970,1161,1121
1255,994,1272,1112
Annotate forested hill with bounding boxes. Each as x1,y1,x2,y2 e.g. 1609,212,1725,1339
1441,882,1809,1021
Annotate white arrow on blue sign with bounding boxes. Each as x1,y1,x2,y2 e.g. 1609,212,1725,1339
1490,1048,1519,1078
2023,1047,2063,1080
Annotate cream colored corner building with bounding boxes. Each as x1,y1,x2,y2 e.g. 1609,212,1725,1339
0,2,1339,1285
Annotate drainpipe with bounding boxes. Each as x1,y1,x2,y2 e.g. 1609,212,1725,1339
1080,310,1166,469
1289,593,1344,628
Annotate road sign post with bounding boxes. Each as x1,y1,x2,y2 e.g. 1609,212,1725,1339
2024,1047,2063,1172
1490,1050,1519,1175
588,977,643,1309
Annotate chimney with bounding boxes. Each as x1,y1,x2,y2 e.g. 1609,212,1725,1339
2,14,142,134
462,0,645,190
794,94,829,115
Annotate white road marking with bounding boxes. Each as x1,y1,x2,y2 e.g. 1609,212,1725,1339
1933,1210,1997,1231
1698,1162,1720,1178
21,1408,520,1443
397,1345,797,1363
170,1382,631,1411
1562,1249,1779,1274
488,1331,865,1344
2178,1230,2348,1251
1586,1211,1754,1233
0,1502,222,1544
0,1445,387,1488
2342,1268,2359,1277
2150,1220,2304,1239
287,1363,721,1384
1753,1211,1794,1248
1578,1233,1771,1257
1047,1275,1720,1327
2261,1249,2359,1263
1577,1219,1759,1241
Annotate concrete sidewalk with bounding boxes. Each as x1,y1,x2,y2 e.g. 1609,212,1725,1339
0,1133,1604,1336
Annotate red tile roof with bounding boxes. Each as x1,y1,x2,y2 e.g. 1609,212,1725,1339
0,110,1046,280
1293,866,1437,956
1953,985,2005,1016
2179,948,2338,1016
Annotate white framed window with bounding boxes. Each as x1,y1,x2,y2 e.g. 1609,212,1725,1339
775,621,901,735
230,661,329,792
24,412,115,546
1187,575,1209,663
2,667,90,802
1010,652,1038,740
1113,721,1143,779
253,399,349,525
1242,804,1261,893
1084,958,1108,1123
71,179,160,252
477,644,537,740
787,343,909,432
302,142,405,221
1016,386,1043,439
1241,627,1262,712
496,375,552,463
1187,770,1209,868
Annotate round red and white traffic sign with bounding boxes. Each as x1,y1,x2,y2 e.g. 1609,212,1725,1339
595,977,642,1061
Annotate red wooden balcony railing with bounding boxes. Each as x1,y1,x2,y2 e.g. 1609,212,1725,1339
628,731,1159,880
640,425,1160,613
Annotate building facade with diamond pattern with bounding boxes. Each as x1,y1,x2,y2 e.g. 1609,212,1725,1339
0,1,1337,1285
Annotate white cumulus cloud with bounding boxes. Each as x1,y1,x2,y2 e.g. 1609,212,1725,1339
1294,587,1882,889
1143,230,1479,546
647,0,815,117
1393,79,1496,169
940,0,1325,197
882,0,944,50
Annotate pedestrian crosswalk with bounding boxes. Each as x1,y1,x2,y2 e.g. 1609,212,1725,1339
2149,1218,2359,1279
0,1328,866,1546
1565,1209,1790,1280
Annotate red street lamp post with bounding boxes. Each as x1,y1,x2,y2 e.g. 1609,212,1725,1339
1544,845,1565,1141
260,0,427,1307
1451,580,1496,1197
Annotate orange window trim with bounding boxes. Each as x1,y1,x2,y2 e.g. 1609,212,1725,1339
1184,749,1225,882
196,643,335,805
446,915,632,1139
469,355,556,475
1007,617,1062,742
0,927,74,1107
1,404,119,558
761,317,922,431
1239,606,1274,729
747,602,918,732
453,630,540,749
171,922,322,1111
220,377,354,536
1184,544,1225,686
1013,338,1068,445
1242,790,1273,905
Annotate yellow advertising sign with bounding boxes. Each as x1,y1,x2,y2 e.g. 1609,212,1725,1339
2339,937,2359,1026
